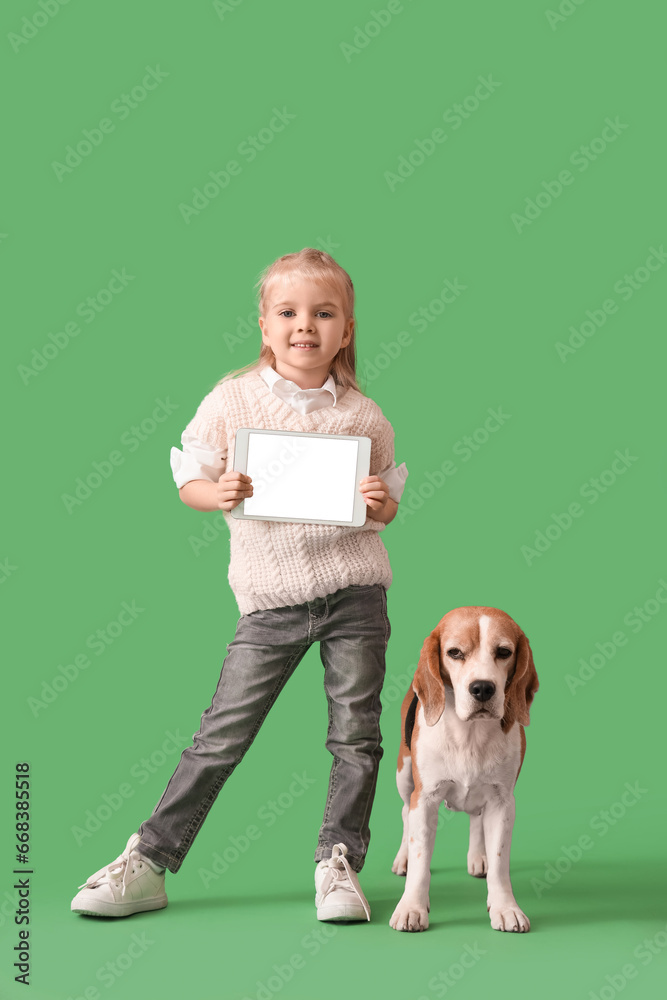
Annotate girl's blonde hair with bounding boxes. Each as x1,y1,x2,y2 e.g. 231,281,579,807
215,247,362,393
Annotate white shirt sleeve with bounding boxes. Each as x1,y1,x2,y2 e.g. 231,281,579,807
376,461,409,503
170,432,226,488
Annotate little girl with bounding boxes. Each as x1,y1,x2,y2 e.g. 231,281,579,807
71,248,408,923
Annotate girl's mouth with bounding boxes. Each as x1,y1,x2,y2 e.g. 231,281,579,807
291,343,318,350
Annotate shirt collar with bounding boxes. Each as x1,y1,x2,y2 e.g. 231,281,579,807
259,365,338,405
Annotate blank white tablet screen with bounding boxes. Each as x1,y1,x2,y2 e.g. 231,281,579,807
243,432,359,522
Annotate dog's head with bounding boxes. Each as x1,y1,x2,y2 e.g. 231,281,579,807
412,606,539,732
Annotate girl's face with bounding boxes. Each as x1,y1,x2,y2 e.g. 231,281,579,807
258,279,353,389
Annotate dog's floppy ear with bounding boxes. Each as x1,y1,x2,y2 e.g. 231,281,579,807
502,630,539,732
412,629,450,726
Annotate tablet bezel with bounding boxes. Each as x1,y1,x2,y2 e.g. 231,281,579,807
231,427,371,526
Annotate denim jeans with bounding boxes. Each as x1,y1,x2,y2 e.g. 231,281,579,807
137,583,390,874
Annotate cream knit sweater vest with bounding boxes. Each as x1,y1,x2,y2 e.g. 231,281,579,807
184,370,396,614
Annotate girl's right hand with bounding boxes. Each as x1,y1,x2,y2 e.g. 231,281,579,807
216,470,253,510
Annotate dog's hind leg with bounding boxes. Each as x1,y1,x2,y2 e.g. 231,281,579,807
392,689,418,875
467,812,487,877
391,755,414,875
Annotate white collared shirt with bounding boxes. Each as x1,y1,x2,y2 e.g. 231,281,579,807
170,365,409,502
260,364,339,413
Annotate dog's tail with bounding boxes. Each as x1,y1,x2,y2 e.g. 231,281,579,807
404,691,418,751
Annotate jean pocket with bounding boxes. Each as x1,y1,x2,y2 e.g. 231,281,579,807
245,606,285,621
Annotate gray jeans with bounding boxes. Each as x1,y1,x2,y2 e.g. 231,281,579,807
137,583,390,874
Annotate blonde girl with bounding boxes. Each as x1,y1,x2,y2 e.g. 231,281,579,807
71,248,408,923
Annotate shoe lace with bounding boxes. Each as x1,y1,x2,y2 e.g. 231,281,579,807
78,837,144,893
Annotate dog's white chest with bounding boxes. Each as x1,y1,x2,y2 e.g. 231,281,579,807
416,706,518,813
440,780,489,814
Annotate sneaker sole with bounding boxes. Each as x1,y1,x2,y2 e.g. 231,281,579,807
71,895,168,918
316,902,369,922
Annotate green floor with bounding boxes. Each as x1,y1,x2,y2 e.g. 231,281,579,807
16,791,667,1000
6,666,667,999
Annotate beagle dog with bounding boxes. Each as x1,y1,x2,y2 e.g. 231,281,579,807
389,606,538,933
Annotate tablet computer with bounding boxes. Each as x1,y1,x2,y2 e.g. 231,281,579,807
231,428,371,526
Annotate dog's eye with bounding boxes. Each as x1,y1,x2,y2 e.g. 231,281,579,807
497,647,512,659
447,648,464,660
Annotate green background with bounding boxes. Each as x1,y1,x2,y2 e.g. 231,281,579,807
3,0,666,997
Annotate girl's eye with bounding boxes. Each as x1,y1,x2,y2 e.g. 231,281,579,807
278,310,332,318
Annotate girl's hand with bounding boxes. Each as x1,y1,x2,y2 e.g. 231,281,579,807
359,475,389,511
217,470,253,510
359,475,398,523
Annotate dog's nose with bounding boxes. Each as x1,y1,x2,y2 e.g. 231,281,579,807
469,680,496,702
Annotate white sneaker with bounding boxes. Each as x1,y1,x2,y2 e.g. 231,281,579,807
71,834,168,918
315,844,371,922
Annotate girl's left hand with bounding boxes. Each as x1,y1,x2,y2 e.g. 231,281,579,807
359,475,390,511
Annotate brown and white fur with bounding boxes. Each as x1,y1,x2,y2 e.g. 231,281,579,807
389,606,539,933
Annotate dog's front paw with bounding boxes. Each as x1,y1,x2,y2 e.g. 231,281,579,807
389,898,429,932
391,848,408,876
467,852,487,877
488,899,530,932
